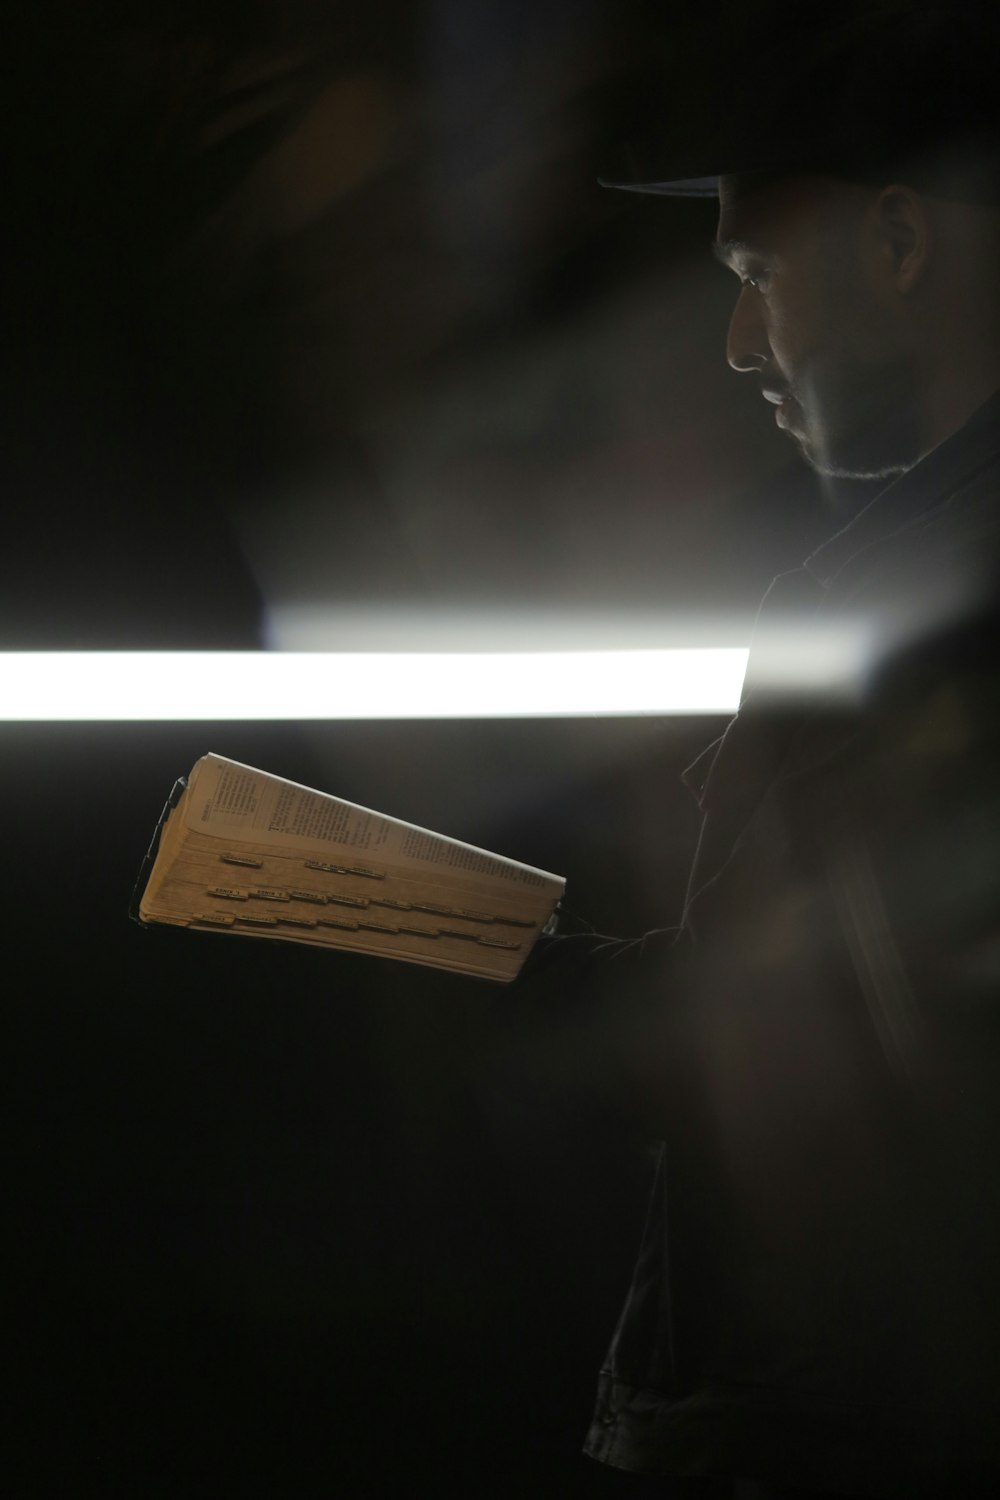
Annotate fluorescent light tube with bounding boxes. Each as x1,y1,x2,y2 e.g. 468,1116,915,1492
0,650,749,720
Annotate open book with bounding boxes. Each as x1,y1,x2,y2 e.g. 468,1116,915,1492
131,754,565,982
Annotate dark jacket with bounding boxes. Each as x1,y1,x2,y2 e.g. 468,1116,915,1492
547,392,1000,1495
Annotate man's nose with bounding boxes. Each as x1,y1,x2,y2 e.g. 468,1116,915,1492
726,284,769,373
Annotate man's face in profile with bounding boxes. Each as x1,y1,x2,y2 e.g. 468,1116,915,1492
715,173,919,479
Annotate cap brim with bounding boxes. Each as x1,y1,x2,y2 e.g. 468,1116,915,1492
598,174,720,198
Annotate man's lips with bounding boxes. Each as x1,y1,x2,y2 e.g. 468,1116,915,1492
762,387,796,429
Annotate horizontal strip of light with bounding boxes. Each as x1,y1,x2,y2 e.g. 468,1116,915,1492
0,650,749,720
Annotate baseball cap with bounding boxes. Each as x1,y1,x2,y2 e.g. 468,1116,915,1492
601,1,1000,202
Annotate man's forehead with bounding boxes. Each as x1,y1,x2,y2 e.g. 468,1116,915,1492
715,173,854,257
714,192,783,267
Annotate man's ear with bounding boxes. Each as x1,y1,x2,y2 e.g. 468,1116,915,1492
875,185,931,294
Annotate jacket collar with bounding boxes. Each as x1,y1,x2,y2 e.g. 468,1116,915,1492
803,387,1000,592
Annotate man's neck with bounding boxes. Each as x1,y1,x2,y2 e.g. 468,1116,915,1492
918,348,1000,463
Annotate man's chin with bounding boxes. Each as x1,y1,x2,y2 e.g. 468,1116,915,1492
776,412,833,474
790,414,916,482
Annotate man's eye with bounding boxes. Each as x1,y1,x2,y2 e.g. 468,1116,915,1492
742,270,772,293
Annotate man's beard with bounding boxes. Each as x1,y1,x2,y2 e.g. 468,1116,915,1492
789,350,922,481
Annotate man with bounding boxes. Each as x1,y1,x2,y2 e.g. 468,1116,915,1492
534,4,1000,1495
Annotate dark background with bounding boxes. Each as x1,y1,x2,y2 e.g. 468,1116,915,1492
5,3,857,1495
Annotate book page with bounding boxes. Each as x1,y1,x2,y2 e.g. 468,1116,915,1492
183,754,558,891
